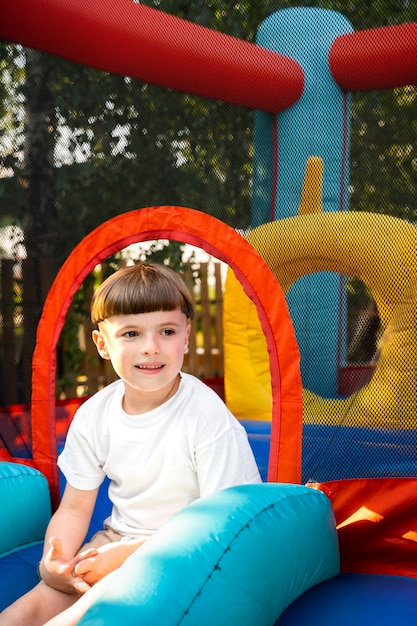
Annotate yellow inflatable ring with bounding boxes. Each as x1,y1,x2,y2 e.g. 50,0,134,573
224,212,417,429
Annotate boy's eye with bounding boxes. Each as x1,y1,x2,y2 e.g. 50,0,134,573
124,330,138,338
162,329,175,336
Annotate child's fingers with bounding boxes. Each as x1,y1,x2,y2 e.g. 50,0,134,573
47,536,63,560
74,558,92,577
73,576,92,595
76,547,98,560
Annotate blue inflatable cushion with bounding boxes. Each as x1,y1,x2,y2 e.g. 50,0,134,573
79,483,339,625
0,462,51,557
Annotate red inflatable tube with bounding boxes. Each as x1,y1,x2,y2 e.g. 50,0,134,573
1,0,304,113
330,22,417,91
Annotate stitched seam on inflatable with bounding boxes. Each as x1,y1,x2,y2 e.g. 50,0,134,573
177,491,321,623
0,471,46,481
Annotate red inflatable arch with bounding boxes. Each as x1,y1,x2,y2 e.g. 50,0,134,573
30,207,302,506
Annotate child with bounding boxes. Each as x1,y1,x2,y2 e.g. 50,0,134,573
1,263,261,625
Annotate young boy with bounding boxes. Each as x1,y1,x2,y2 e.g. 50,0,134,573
1,263,261,625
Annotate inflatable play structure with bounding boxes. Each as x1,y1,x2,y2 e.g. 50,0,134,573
1,1,417,623
224,167,417,431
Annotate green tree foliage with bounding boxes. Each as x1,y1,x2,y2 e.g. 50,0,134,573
351,87,416,221
1,0,416,263
0,1,416,399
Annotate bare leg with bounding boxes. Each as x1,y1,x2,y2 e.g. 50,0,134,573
43,571,119,626
1,531,123,626
0,580,78,626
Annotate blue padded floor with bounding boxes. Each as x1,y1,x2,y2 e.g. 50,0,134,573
275,573,417,625
0,543,42,611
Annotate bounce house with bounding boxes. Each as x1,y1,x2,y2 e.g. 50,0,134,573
1,1,417,623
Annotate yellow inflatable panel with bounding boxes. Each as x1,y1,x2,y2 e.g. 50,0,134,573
223,268,272,421
224,212,417,429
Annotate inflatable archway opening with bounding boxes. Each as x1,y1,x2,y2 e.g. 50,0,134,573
224,212,417,430
28,207,303,506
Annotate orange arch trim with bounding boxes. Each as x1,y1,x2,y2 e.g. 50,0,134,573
31,207,302,506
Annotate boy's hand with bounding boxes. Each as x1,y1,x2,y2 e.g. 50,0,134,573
73,542,125,587
74,538,146,587
41,537,96,595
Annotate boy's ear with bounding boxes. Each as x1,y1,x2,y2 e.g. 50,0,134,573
92,329,110,360
185,321,192,343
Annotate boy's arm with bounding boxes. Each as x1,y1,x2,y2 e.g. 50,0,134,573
73,536,148,587
39,483,99,594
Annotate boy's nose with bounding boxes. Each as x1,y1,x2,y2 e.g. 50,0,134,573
141,335,160,354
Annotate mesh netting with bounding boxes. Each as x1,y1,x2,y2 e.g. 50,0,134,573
0,1,416,481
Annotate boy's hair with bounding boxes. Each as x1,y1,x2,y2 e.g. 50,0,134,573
91,263,195,324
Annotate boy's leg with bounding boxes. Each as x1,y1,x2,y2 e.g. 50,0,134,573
43,570,119,626
0,580,78,626
78,526,123,553
0,529,123,626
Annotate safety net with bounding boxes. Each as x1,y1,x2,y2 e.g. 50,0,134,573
0,0,416,528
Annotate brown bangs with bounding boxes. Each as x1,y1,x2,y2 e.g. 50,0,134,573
91,263,194,324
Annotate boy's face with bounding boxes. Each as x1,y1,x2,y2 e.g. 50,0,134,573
92,308,191,403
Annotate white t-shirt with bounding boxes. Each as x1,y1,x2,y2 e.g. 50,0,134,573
58,373,261,537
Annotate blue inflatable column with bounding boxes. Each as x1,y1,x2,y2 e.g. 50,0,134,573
253,8,353,397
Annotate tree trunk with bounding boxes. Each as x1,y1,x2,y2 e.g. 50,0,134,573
19,49,56,401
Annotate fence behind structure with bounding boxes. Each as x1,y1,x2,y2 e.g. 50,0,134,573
0,258,225,405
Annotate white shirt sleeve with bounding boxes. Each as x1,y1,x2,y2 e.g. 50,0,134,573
192,400,262,496
58,404,106,491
